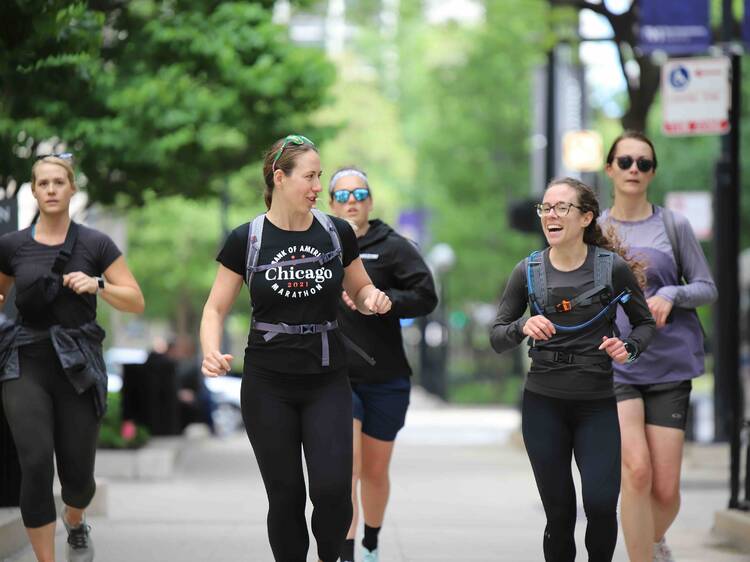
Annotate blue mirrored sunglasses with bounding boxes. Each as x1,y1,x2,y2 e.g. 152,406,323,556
333,188,370,203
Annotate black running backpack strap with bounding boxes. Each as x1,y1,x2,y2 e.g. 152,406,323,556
659,206,683,282
526,250,547,315
245,213,266,288
311,208,343,265
593,246,616,317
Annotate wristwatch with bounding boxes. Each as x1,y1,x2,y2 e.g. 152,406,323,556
96,277,105,293
623,340,638,363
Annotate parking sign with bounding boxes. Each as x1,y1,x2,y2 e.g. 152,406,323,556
662,57,730,136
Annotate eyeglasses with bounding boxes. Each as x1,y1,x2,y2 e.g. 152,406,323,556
535,202,583,217
36,152,73,161
615,155,654,173
332,188,370,203
272,135,315,172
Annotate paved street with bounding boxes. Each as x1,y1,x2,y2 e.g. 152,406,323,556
9,388,750,561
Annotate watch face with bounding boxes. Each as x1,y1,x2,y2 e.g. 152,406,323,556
98,277,105,289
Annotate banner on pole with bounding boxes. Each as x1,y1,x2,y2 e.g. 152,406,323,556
639,0,710,55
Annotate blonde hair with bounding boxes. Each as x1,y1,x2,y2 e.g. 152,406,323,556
31,157,77,192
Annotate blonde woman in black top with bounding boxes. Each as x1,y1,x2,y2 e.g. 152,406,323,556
0,154,144,562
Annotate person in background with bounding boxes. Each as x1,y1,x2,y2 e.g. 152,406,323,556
329,167,437,562
0,153,144,562
601,131,717,562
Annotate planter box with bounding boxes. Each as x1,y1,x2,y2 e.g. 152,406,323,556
95,436,183,480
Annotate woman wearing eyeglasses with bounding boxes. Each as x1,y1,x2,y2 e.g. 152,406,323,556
0,154,144,562
600,131,717,562
327,167,437,562
200,137,391,562
490,177,655,562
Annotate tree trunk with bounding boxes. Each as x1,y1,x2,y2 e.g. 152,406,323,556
622,56,661,132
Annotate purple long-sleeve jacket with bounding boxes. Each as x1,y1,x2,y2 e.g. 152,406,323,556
600,206,717,385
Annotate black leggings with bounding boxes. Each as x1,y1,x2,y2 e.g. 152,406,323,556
1,340,100,528
521,389,621,562
242,370,353,562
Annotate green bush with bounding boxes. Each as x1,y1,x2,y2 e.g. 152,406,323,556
97,392,150,449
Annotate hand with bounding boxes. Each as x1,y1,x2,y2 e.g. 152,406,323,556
647,295,673,329
0,294,4,303
599,336,628,364
202,350,233,377
341,290,357,311
63,272,98,295
363,288,391,314
522,315,556,341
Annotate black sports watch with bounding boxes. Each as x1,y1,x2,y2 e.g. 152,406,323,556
96,277,105,292
623,340,638,363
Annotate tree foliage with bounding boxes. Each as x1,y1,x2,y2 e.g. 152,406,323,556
397,0,549,304
0,0,335,204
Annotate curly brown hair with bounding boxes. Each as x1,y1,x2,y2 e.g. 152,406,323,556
546,177,647,289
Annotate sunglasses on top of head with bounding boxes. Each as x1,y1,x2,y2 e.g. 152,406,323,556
36,152,73,161
272,135,315,172
332,188,370,203
615,155,654,173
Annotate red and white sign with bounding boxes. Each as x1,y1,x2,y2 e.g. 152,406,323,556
665,191,712,240
661,57,730,136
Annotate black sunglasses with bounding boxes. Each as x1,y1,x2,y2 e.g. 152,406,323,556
615,155,654,173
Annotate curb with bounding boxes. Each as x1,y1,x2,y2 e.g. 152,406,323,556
714,509,750,553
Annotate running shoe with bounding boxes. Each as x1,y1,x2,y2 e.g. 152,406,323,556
63,510,94,562
362,547,379,562
653,537,675,562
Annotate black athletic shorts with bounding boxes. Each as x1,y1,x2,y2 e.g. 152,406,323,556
614,380,692,430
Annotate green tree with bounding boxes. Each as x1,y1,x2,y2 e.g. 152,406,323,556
397,0,549,304
1,0,335,204
0,1,106,190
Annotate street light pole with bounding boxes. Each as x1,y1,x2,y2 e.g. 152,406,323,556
714,0,743,509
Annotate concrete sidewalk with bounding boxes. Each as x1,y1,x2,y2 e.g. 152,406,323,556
8,388,750,561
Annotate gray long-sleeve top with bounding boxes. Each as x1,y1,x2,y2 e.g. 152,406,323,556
600,207,717,384
490,246,656,400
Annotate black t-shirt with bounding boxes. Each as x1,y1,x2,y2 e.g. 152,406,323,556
217,214,359,374
0,224,122,329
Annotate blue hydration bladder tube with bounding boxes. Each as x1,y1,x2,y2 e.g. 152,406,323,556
526,251,631,333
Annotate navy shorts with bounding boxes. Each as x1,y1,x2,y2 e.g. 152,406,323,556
614,380,692,430
352,377,411,442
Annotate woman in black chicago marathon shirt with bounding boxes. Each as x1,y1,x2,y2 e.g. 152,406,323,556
490,178,655,562
328,167,437,562
199,137,391,562
0,154,144,562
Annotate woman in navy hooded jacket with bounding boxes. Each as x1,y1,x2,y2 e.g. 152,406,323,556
329,166,437,562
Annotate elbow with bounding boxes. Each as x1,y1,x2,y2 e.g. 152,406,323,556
488,328,509,354
707,285,719,304
425,293,439,315
132,292,145,314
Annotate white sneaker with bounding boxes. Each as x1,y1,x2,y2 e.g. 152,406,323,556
63,510,94,562
653,537,675,562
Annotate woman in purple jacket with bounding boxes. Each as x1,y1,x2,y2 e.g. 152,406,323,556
601,131,717,562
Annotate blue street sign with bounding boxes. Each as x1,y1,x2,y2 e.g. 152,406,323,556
744,0,750,45
639,0,711,55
